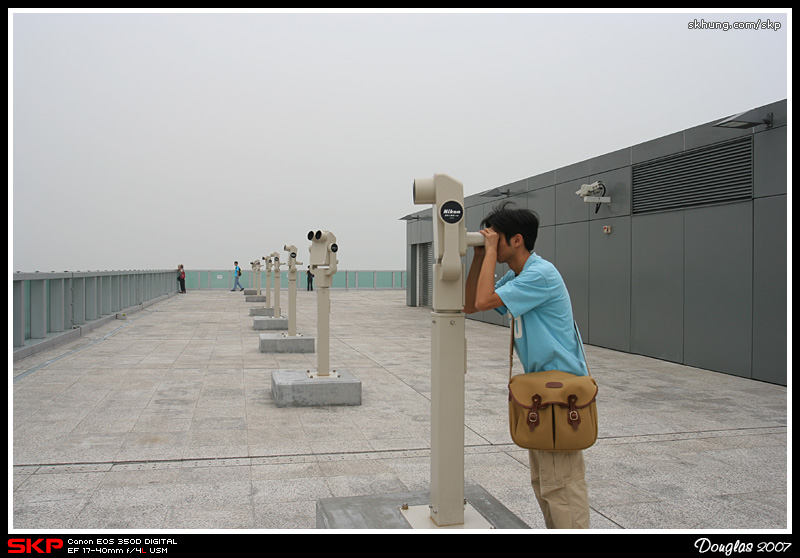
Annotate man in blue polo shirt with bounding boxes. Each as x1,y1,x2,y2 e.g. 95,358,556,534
464,201,590,529
232,261,245,292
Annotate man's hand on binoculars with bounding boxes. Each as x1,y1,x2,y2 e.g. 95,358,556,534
479,228,499,255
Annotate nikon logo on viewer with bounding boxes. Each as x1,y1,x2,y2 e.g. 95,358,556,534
440,201,463,224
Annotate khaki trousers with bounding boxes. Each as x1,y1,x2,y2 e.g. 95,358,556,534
528,449,590,529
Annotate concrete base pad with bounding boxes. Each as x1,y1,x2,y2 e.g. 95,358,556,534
259,333,315,353
253,316,288,330
271,369,361,407
250,307,275,317
316,484,529,530
245,295,266,303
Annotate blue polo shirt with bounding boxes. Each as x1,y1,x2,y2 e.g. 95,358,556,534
494,253,588,376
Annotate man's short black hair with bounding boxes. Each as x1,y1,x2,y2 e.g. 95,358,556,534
481,201,539,252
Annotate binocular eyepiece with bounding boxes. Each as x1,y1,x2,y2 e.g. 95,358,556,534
308,230,338,252
412,177,436,205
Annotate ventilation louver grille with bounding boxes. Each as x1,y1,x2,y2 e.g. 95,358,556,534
632,137,753,214
418,242,432,308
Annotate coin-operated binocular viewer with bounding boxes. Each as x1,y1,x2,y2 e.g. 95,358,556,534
250,260,263,294
257,245,313,352
308,230,338,287
262,256,273,309
406,174,489,529
284,244,303,337
253,251,288,329
270,252,283,318
269,231,360,408
308,230,338,377
250,256,275,318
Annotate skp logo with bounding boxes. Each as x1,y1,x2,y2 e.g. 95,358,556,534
8,539,63,554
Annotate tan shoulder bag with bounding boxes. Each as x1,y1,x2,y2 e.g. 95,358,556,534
507,317,598,451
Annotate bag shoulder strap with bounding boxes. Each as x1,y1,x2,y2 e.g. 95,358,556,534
509,315,515,380
508,315,591,380
574,321,592,377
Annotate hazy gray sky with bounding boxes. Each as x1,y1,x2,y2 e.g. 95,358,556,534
10,9,789,273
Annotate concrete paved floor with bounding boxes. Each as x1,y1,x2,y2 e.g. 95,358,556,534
11,289,788,531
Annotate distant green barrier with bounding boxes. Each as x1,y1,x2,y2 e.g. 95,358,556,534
184,269,405,291
12,268,405,361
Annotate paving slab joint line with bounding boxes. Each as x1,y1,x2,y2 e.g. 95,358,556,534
13,425,785,476
596,425,787,445
12,447,447,474
13,296,180,384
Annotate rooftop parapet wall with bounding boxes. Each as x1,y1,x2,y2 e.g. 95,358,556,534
12,268,406,362
12,269,180,361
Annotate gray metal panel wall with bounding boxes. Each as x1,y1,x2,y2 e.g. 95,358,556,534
524,185,556,227
554,221,589,339
587,168,632,352
528,185,557,271
631,211,684,362
589,216,631,352
535,226,555,264
632,131,684,165
752,195,787,383
754,125,787,197
683,202,753,378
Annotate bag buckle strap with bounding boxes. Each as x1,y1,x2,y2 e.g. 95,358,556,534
567,394,581,430
527,394,542,431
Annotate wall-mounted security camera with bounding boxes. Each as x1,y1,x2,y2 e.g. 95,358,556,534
576,181,610,213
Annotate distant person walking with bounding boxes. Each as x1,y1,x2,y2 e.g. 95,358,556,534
177,264,186,293
232,261,245,291
307,266,314,291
